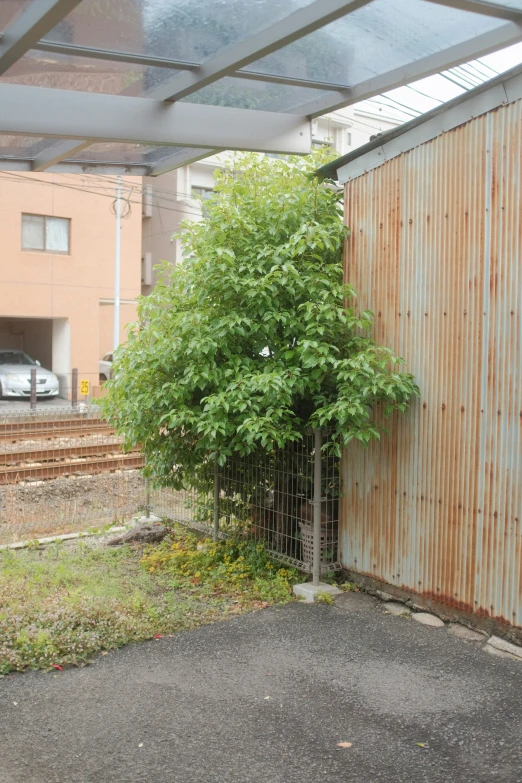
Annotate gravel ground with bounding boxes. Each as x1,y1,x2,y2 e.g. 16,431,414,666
0,472,194,544
0,434,122,455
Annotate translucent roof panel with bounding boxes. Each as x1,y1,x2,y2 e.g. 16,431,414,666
0,1,32,33
0,135,48,158
1,50,181,96
244,0,506,86
1,0,522,176
184,77,337,112
64,143,194,166
44,0,315,64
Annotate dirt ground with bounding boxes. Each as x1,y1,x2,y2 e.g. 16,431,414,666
0,471,193,544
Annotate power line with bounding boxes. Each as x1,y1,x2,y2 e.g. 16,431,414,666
0,171,196,216
0,170,215,213
364,96,421,119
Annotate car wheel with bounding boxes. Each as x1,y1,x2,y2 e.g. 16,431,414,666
99,374,107,383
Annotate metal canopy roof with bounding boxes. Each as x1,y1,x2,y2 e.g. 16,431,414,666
1,0,522,176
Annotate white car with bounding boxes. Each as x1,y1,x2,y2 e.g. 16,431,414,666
0,350,60,399
99,353,113,383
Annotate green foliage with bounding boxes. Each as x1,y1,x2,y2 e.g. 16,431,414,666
142,531,299,603
101,150,418,489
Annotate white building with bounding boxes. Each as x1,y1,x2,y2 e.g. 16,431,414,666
141,106,399,295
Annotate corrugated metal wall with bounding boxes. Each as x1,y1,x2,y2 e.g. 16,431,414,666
342,99,522,628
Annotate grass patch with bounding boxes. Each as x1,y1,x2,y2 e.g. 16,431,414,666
0,529,299,674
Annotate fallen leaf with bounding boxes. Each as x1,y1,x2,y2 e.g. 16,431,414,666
101,651,109,656
337,742,352,748
51,664,63,671
416,743,429,749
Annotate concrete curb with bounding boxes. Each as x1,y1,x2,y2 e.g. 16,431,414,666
0,526,127,551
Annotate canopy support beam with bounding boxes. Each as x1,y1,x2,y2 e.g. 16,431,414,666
0,0,82,75
0,83,311,155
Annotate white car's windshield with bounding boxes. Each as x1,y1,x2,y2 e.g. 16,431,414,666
0,351,36,366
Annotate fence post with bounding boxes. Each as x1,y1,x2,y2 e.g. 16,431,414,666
213,455,220,542
145,476,151,519
312,428,322,587
30,368,37,410
71,368,78,408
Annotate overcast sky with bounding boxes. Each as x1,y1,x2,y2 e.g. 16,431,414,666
351,41,522,124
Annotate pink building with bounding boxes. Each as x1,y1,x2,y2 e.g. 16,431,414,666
0,172,141,396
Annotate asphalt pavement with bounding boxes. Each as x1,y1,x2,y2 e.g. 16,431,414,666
1,592,521,783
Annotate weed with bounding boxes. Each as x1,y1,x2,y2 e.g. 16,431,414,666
340,582,358,592
142,530,299,604
315,591,335,605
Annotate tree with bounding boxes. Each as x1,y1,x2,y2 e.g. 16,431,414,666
101,151,418,489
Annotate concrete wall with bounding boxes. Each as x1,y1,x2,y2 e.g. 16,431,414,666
98,303,138,359
141,159,223,295
0,172,142,394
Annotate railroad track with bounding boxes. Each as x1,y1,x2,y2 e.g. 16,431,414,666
0,451,144,484
0,442,124,466
0,415,143,484
0,419,114,443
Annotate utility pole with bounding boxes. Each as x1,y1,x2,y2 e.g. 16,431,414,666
113,175,122,352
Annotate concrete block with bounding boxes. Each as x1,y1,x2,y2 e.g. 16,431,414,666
412,612,445,628
376,590,395,602
484,645,522,662
384,602,412,617
293,582,342,603
133,514,163,524
448,623,486,642
486,635,522,661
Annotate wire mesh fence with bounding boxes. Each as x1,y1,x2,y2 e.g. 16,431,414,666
0,403,341,575
215,432,341,573
149,481,215,537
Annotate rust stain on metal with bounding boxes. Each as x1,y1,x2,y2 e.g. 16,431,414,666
341,101,522,629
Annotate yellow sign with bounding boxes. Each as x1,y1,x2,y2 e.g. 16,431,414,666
80,380,90,396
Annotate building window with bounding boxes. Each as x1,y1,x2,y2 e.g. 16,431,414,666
346,132,352,146
192,186,214,217
22,214,70,254
191,186,214,201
